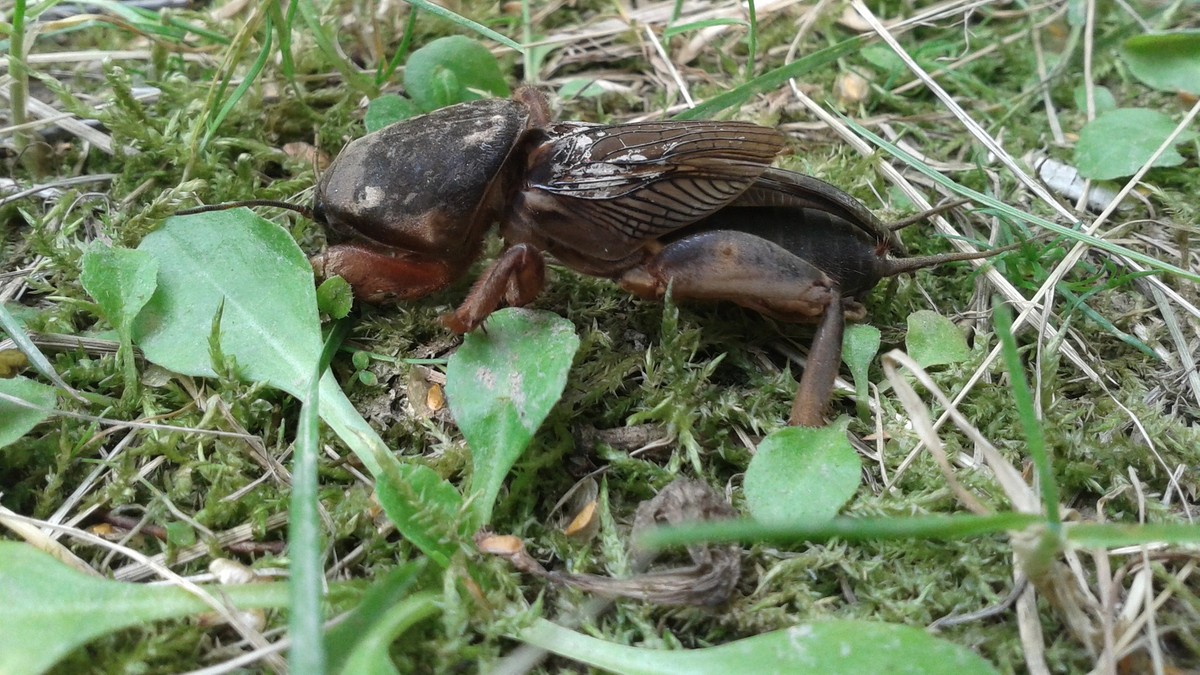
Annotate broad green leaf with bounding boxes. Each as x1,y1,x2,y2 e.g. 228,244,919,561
80,245,158,337
130,210,461,562
744,419,860,526
1121,31,1200,95
446,308,579,525
163,522,196,548
404,36,510,113
517,617,1000,675
0,376,56,448
1074,108,1197,180
0,542,289,675
842,324,881,421
905,310,971,368
133,210,322,397
365,94,420,133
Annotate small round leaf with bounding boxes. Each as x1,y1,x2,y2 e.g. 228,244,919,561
404,36,510,112
1074,108,1198,180
745,419,861,525
315,276,353,319
906,310,971,368
364,94,420,133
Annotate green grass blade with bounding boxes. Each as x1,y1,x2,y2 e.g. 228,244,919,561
639,512,1044,549
1067,522,1200,547
1057,283,1159,359
297,0,376,95
289,362,326,674
401,0,522,51
663,18,747,38
288,323,350,673
672,38,861,120
202,17,274,151
744,0,757,81
842,117,1200,283
993,302,1060,529
0,303,85,403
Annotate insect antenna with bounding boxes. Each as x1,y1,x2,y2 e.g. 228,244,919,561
176,199,315,221
881,240,1026,277
885,198,972,231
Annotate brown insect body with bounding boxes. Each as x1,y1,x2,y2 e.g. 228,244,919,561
301,90,1006,425
311,93,551,303
501,119,788,277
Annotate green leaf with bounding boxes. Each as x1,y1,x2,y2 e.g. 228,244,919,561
0,301,85,401
374,462,466,568
1071,84,1116,114
446,308,579,525
842,324,881,421
404,36,510,113
905,310,971,368
80,245,158,338
364,94,420,133
131,210,462,562
80,244,159,399
993,303,1059,530
325,561,428,673
163,522,196,548
133,210,323,398
0,376,57,449
1074,108,1198,180
517,617,1000,675
316,276,354,319
861,43,905,75
0,542,289,675
1121,31,1200,95
337,592,440,675
639,512,1045,549
744,419,861,526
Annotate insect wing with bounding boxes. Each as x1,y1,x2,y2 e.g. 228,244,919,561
738,168,901,254
528,121,785,243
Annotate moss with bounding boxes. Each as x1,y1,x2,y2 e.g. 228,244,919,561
4,1,1199,672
